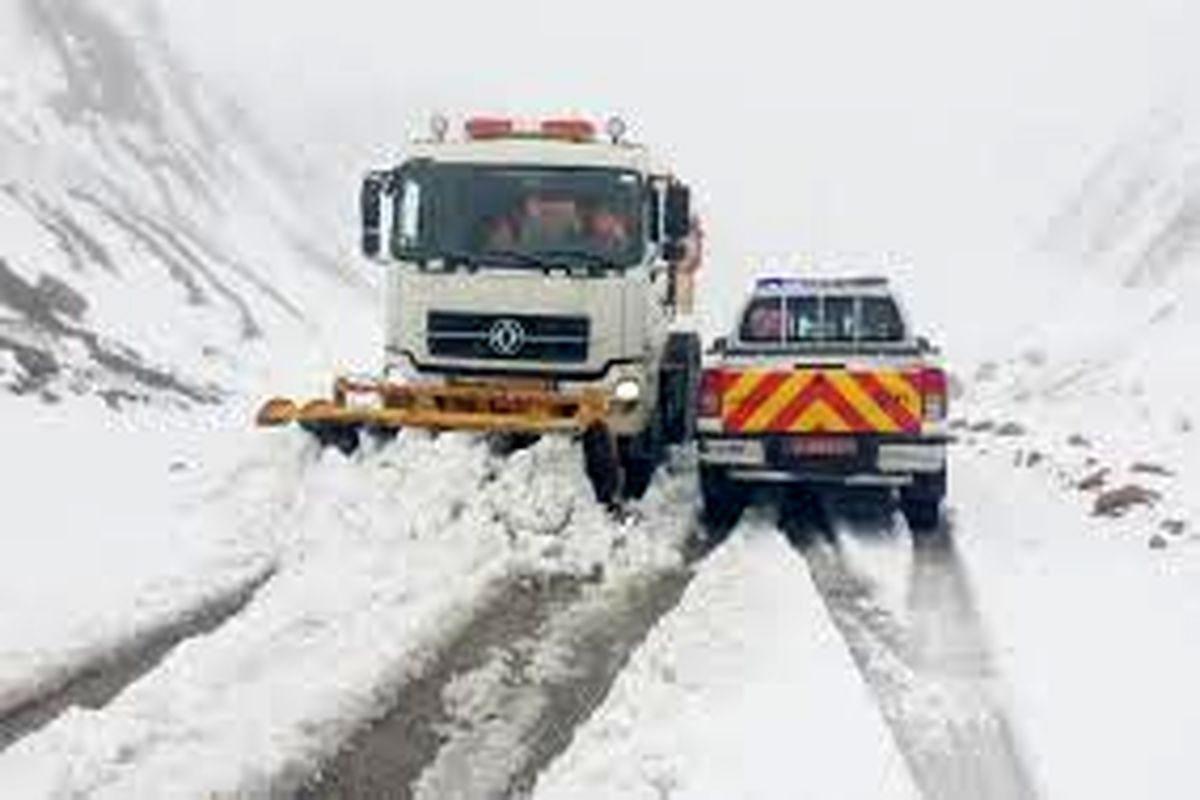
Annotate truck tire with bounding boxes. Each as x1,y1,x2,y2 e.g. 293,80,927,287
583,424,621,506
901,469,946,534
700,465,747,534
302,421,361,456
618,413,665,501
661,332,701,445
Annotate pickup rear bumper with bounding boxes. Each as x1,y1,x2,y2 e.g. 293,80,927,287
698,433,949,486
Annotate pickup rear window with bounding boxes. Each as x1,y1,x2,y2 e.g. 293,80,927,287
739,294,905,344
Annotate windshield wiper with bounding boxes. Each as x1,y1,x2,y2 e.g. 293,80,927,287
429,249,620,271
419,249,544,269
474,249,553,269
537,250,619,269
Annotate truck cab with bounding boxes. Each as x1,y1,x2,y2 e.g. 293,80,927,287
354,117,702,502
696,276,950,530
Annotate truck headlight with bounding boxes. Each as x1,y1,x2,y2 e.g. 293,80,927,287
613,379,642,403
343,387,381,410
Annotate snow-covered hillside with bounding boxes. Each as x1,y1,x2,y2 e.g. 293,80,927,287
0,0,369,407
1048,104,1200,290
955,103,1200,538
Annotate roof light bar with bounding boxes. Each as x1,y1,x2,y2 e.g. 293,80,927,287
462,116,601,143
540,119,597,142
465,117,516,140
754,276,890,291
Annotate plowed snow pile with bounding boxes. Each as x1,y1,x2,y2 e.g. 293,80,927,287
0,430,696,798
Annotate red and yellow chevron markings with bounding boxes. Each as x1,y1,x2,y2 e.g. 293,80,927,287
720,369,922,434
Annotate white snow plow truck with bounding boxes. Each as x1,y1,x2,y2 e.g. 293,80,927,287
696,276,951,530
257,116,703,504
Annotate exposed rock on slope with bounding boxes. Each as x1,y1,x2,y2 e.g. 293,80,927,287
0,0,367,405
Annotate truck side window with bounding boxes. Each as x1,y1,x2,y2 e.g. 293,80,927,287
398,179,422,246
740,297,784,343
860,297,904,341
786,296,820,341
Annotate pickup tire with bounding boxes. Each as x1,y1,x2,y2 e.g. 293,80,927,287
901,469,946,534
661,332,701,445
699,465,747,533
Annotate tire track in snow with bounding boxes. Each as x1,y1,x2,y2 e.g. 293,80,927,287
783,494,1041,800
0,567,274,754
299,536,708,800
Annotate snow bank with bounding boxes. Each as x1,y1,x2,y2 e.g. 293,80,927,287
0,430,696,797
952,448,1200,798
0,399,289,719
533,521,918,800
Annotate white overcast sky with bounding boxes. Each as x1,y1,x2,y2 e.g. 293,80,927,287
165,0,1197,333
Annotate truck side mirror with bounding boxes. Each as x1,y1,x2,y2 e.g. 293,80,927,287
709,336,728,355
662,240,687,262
360,173,386,258
917,335,940,355
647,185,662,243
664,183,691,241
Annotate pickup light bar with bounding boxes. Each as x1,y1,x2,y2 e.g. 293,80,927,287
754,276,890,291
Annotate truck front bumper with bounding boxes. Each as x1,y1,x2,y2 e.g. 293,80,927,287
698,434,949,486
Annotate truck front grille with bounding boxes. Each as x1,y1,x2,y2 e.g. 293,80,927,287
427,312,590,364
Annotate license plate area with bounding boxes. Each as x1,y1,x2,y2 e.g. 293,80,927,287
787,436,858,458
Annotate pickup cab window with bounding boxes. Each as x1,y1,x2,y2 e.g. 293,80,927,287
740,294,907,345
739,297,785,342
858,296,904,342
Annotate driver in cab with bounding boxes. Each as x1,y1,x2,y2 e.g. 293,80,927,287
486,194,583,250
486,195,629,254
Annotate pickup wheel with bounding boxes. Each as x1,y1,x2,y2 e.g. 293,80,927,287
582,424,621,506
901,469,947,534
661,332,701,445
700,465,747,536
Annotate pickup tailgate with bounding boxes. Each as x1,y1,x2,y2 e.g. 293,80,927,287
712,367,926,434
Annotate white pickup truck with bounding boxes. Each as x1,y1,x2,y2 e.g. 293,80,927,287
696,276,950,530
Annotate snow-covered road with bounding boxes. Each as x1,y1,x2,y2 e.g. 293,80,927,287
0,415,699,797
2,406,1199,798
794,500,1039,800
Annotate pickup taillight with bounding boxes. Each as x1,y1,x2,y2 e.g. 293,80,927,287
698,368,726,419
916,367,948,422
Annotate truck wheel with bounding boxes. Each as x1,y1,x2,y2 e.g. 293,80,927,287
700,465,746,535
582,425,621,506
364,425,399,448
302,421,361,456
661,332,701,445
901,470,946,534
619,410,666,500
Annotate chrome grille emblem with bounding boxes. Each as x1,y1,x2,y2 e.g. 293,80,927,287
487,318,527,356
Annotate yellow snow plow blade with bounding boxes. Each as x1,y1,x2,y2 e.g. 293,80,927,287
256,377,609,434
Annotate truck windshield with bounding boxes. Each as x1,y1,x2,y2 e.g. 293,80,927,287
739,295,906,344
393,164,645,269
